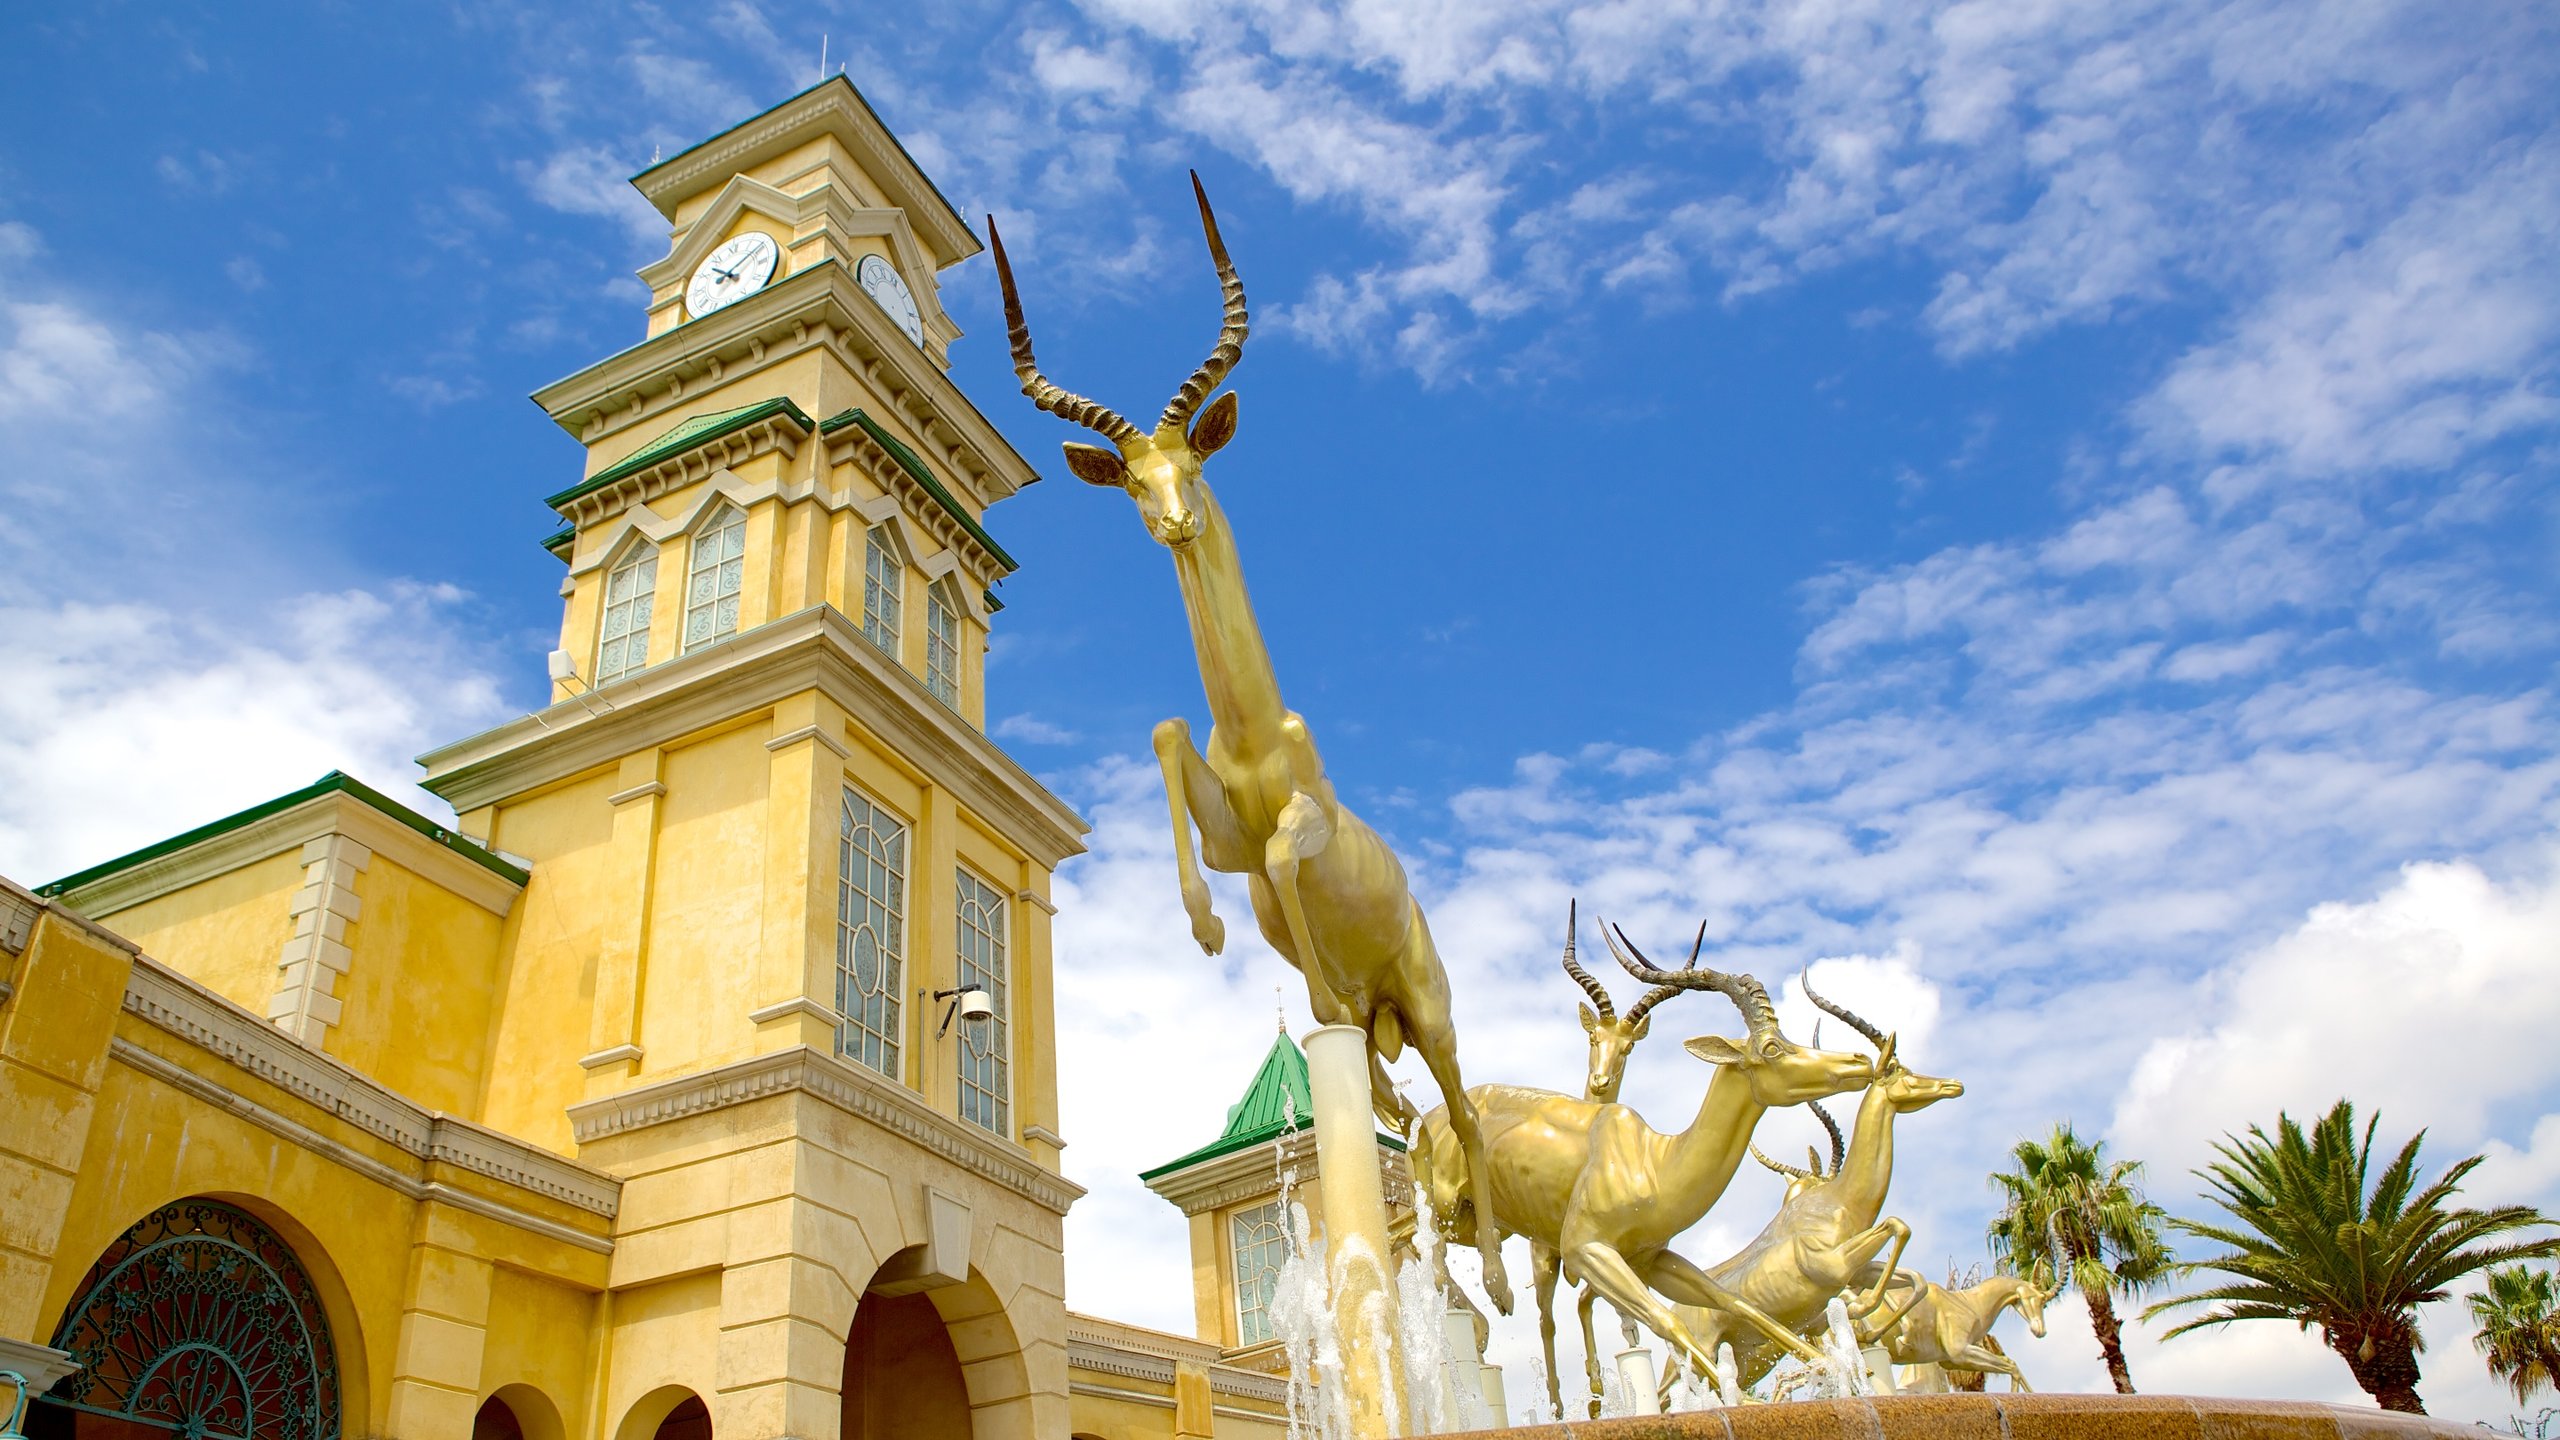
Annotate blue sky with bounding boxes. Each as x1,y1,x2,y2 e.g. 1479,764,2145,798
4,0,2558,1420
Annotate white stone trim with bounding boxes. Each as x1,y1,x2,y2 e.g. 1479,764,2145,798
52,792,521,922
1142,1128,1416,1217
565,1044,1085,1216
1015,889,1057,916
606,781,668,806
579,1044,646,1070
764,724,851,758
266,833,367,1044
419,606,1088,865
746,996,838,1026
1022,1123,1067,1150
121,957,619,1218
111,1040,613,1255
0,1335,79,1390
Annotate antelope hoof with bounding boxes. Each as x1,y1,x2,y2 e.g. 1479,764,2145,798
1482,1256,1514,1314
1190,910,1226,955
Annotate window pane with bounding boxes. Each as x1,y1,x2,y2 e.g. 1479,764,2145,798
1231,1201,1288,1346
925,587,960,709
836,788,908,1080
862,527,902,656
954,868,1009,1136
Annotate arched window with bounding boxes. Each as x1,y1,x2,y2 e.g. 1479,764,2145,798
860,526,902,657
923,580,961,709
836,786,908,1080
40,1198,341,1440
1230,1199,1288,1346
953,868,1009,1136
682,503,747,653
595,541,658,684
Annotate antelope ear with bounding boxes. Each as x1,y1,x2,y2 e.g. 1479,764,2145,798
1631,1013,1652,1040
1189,391,1239,456
1685,1034,1747,1066
1578,1004,1600,1035
1062,443,1129,486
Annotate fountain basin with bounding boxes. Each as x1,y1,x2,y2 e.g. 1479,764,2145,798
1439,1393,2481,1440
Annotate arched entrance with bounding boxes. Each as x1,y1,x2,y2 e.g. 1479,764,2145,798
653,1396,711,1440
30,1197,341,1440
474,1395,527,1440
841,1289,970,1440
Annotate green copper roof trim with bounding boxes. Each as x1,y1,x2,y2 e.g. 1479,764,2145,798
542,525,576,558
630,75,977,253
819,407,1019,572
1138,1032,1408,1180
981,588,1005,614
39,770,529,898
546,397,816,511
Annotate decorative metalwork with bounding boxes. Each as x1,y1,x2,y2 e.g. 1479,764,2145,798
44,1198,341,1440
836,786,909,1079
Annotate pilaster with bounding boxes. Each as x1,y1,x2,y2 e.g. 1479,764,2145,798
1013,885,1061,1169
916,784,960,1111
583,749,667,1092
382,1234,495,1440
756,693,848,1057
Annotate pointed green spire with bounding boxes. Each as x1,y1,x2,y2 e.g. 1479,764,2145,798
1138,1031,1315,1179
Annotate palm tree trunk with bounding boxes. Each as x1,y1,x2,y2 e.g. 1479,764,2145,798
2332,1329,2425,1414
2085,1287,2137,1394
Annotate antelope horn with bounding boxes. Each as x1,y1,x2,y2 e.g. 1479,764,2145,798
1157,170,1250,433
1558,899,1614,1021
1620,978,1689,1028
985,215,1143,446
1752,1143,1816,1180
1811,1098,1847,1174
1599,918,1777,1033
1802,978,1889,1053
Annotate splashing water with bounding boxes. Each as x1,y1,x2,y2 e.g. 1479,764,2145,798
1817,1296,1877,1399
1271,1180,1352,1440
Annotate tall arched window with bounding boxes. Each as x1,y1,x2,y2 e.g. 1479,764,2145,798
861,526,902,656
924,580,961,709
682,503,747,653
953,868,1009,1136
1230,1199,1288,1347
836,786,908,1080
595,541,658,684
40,1198,341,1440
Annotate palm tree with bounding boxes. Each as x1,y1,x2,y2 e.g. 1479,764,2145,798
2471,1264,2560,1406
2146,1099,2559,1415
1988,1123,2175,1394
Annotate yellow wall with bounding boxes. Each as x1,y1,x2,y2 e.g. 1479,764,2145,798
84,848,302,1016
332,851,506,1116
638,723,772,1078
481,767,621,1148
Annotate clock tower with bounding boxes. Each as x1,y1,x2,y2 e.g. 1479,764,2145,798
416,76,1091,1440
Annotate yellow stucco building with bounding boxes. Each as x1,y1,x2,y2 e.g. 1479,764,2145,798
0,77,1369,1440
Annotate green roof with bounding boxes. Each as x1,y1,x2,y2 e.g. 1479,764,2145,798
1138,1030,1410,1179
1143,1031,1313,1178
39,771,530,898
818,407,1019,572
546,397,816,511
541,525,575,558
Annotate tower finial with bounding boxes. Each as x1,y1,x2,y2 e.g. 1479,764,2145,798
1275,985,1285,1035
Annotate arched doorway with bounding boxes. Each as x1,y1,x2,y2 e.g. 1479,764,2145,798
653,1396,711,1440
841,1290,970,1440
474,1395,527,1440
31,1197,340,1440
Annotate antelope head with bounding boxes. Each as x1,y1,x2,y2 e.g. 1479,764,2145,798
2013,1276,2053,1338
987,172,1249,552
1598,920,1877,1106
1561,899,1699,1103
1801,981,1963,1113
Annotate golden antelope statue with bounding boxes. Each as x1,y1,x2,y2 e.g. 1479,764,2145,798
1875,1271,2051,1391
1659,986,1964,1396
1414,919,1878,1377
1536,900,1717,1416
987,177,1513,1307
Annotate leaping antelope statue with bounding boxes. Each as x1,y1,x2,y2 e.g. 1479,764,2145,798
1414,919,1879,1377
1537,900,1717,1416
987,177,1512,1308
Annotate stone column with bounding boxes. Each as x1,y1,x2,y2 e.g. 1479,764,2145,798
1302,1023,1405,1439
383,1234,494,1438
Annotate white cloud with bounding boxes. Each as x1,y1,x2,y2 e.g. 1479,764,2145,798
2113,848,2560,1189
520,145,665,252
995,713,1083,744
0,587,507,881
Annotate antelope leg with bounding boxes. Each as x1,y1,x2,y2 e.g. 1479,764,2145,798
1576,1284,1606,1418
1648,1250,1827,1364
1152,717,1240,955
1843,1219,1913,1318
1531,1244,1564,1417
1565,1240,1717,1379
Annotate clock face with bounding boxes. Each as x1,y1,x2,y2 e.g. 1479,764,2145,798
857,254,925,348
685,232,780,319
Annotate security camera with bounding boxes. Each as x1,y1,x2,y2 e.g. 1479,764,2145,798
956,988,995,1023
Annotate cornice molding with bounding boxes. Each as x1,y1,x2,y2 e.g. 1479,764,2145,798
1061,1317,1292,1404
120,958,618,1219
1143,1128,1414,1217
823,422,1007,587
59,791,521,921
551,412,806,531
566,1045,1086,1217
528,262,1037,509
415,606,1088,866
